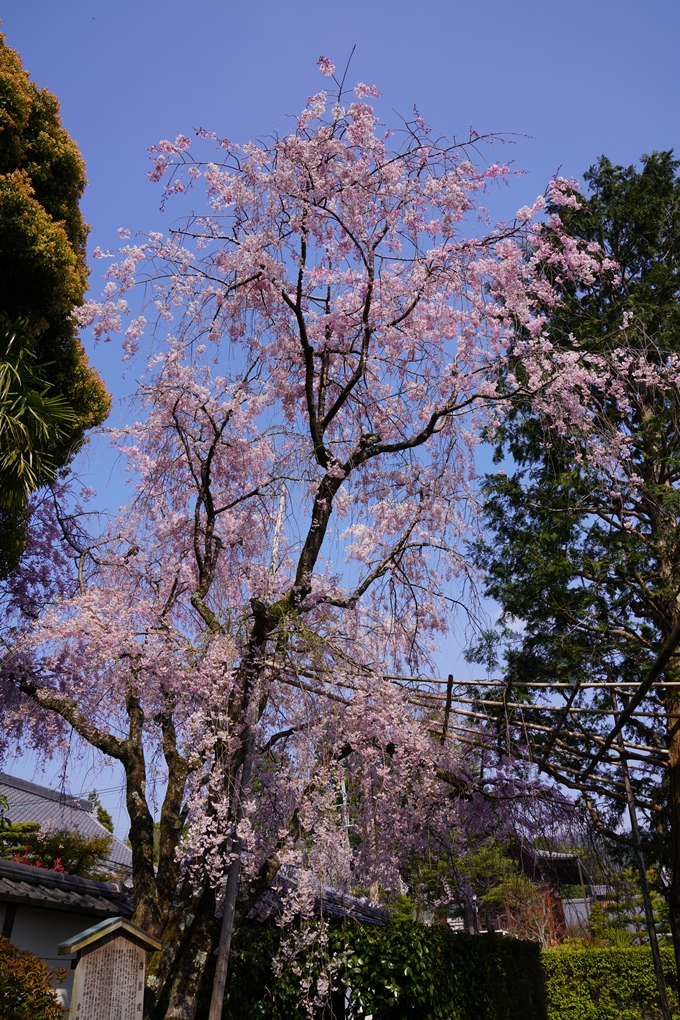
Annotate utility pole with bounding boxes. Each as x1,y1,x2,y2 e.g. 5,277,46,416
266,486,286,602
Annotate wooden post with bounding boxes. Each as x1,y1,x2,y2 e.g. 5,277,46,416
576,856,589,929
611,689,672,1020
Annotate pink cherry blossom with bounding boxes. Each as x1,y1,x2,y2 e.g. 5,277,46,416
316,55,335,76
1,65,663,1018
354,82,381,98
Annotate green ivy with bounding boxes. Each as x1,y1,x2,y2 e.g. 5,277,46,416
542,946,679,1020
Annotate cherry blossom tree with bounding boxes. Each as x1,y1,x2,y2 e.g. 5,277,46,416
0,59,630,1020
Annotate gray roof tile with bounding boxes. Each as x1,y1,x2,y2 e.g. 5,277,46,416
0,858,133,917
0,773,132,875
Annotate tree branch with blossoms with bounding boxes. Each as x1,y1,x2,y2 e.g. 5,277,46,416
0,59,658,1020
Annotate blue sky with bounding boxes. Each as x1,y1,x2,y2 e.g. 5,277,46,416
3,0,679,832
4,0,679,425
6,0,679,265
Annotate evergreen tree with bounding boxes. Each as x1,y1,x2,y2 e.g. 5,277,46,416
0,33,110,568
87,789,114,833
474,151,680,974
0,317,78,508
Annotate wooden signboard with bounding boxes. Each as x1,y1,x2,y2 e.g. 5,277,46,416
59,916,161,1020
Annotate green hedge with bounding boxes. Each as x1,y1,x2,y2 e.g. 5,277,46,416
542,946,679,1020
198,926,680,1020
200,923,546,1019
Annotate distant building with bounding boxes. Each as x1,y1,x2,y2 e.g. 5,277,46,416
563,885,614,932
0,772,134,1010
0,772,131,877
519,845,594,944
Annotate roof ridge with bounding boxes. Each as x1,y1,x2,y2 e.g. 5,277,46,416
0,856,127,893
0,772,94,812
0,856,126,889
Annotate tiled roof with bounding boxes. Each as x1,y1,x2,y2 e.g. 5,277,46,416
317,886,389,925
0,857,133,917
0,773,132,876
249,870,389,926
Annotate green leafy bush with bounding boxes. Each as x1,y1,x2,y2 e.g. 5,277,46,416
542,946,679,1020
0,935,66,1020
334,923,545,1020
199,922,547,1020
0,820,112,877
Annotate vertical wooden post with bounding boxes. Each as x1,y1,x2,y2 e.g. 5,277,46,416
440,674,454,745
208,722,256,1020
612,690,672,1020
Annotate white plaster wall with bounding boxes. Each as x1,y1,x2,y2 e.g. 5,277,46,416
6,906,91,1008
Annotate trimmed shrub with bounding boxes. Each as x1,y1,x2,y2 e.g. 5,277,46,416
329,923,546,1020
199,922,547,1019
0,935,67,1020
542,945,679,1020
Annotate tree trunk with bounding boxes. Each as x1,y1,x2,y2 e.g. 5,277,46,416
145,884,214,1019
125,694,163,937
156,712,190,925
164,896,219,1020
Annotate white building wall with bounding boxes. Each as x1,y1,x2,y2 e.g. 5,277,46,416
3,905,92,1009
